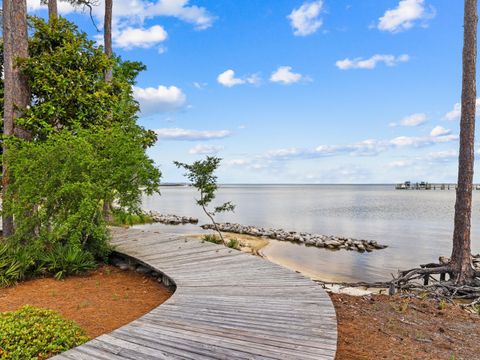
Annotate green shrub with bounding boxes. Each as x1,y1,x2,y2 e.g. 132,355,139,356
226,238,241,250
38,244,96,280
0,305,88,359
0,242,97,287
0,245,35,287
202,234,223,244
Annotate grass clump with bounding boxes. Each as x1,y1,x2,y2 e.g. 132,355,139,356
226,238,241,250
0,305,88,359
202,234,223,244
110,209,153,226
0,243,98,287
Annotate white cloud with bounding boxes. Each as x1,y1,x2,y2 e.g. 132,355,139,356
336,54,410,70
388,160,414,168
113,25,168,49
217,70,261,87
225,159,251,167
246,73,262,86
217,70,245,87
397,113,427,126
133,85,186,115
28,0,215,28
28,0,76,14
444,98,480,120
378,0,435,33
155,128,231,141
270,66,304,85
430,126,451,137
263,133,458,162
389,134,457,147
28,0,215,48
288,0,324,36
424,150,457,162
189,144,224,155
193,82,207,89
149,0,216,30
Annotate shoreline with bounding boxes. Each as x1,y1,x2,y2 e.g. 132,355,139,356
188,231,381,295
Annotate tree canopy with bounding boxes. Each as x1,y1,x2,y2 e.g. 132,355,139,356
0,16,161,285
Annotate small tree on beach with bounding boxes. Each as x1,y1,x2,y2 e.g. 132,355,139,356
174,157,235,244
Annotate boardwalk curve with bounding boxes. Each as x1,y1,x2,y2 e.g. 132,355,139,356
54,228,337,359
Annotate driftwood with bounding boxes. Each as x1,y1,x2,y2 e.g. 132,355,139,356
317,255,480,312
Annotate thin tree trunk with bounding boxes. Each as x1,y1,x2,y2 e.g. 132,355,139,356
2,0,30,237
11,0,30,141
104,0,113,82
102,0,114,222
48,0,58,21
450,0,478,283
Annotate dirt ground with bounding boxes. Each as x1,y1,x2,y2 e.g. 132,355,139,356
0,265,172,338
2,261,479,359
331,293,480,360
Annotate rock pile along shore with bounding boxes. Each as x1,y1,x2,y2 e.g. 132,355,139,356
201,222,388,253
149,212,198,225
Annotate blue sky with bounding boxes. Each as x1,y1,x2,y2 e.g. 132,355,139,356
27,0,474,184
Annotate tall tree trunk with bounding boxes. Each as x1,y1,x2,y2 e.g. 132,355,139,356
2,0,14,237
48,0,58,21
2,0,30,237
104,0,113,82
102,0,113,222
450,0,478,283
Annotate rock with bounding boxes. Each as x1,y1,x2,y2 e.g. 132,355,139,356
199,222,388,253
117,262,129,271
324,240,342,248
150,212,199,225
136,265,151,274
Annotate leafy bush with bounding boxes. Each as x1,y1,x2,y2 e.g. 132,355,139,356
0,306,88,359
202,234,223,244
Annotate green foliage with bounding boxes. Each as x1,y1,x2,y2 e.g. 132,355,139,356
0,242,97,286
4,126,160,260
38,244,96,280
202,234,223,244
0,244,35,287
0,305,88,359
174,157,234,242
0,17,161,283
111,208,154,226
174,157,231,210
226,238,241,250
18,17,113,138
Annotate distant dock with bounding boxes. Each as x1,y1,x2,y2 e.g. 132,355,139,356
395,181,480,190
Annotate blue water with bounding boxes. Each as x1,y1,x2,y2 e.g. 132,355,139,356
138,185,480,282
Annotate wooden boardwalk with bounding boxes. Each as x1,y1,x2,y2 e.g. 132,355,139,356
53,228,337,359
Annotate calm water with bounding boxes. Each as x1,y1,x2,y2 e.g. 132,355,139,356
138,185,480,282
